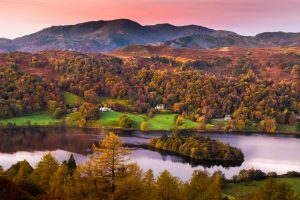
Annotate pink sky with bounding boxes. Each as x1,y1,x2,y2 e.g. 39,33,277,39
0,0,300,39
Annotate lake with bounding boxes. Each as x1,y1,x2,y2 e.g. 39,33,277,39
0,127,300,181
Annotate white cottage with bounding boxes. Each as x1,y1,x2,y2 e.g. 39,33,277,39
99,106,112,112
224,114,232,122
155,104,165,110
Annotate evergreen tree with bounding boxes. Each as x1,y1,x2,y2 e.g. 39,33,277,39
67,154,77,175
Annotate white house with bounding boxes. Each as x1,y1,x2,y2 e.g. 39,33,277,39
224,114,232,122
99,106,112,112
155,104,165,110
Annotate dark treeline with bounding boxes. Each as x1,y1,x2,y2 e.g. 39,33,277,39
0,132,299,200
0,51,300,132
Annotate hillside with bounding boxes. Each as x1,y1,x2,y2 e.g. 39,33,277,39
0,49,300,132
1,19,300,53
0,19,234,53
112,45,300,81
166,32,300,49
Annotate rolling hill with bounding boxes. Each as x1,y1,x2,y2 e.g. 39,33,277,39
1,19,300,53
0,19,234,53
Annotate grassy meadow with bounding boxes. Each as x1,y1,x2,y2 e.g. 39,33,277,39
0,112,61,126
222,178,300,199
97,111,199,130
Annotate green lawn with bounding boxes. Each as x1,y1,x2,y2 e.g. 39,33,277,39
63,91,83,107
0,113,61,126
97,111,199,130
222,178,300,200
147,114,177,130
97,111,146,129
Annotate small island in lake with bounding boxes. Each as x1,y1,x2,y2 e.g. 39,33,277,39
149,134,244,162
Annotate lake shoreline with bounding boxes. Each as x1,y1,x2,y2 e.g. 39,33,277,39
0,125,299,137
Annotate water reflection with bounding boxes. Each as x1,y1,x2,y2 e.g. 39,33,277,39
0,128,300,180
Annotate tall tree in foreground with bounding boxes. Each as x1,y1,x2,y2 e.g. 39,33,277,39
84,132,130,192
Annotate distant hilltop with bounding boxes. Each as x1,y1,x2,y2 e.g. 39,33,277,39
1,19,300,53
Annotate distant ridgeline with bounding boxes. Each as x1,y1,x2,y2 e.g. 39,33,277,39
149,134,244,162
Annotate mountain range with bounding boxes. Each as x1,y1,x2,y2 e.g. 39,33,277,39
1,19,300,53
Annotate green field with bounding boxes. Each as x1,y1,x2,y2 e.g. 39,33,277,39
222,178,300,199
97,111,145,129
63,91,83,107
97,111,199,130
0,113,62,126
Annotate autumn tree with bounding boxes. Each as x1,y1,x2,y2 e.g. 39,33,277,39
113,163,145,200
31,153,59,192
259,117,277,132
49,163,69,198
155,170,182,200
140,121,150,131
143,169,156,200
118,114,134,128
185,170,222,200
291,65,300,78
84,132,130,192
79,102,99,120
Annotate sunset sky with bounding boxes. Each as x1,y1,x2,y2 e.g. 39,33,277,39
0,0,300,39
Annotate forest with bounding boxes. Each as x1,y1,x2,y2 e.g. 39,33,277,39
0,50,300,132
0,132,299,200
148,134,244,161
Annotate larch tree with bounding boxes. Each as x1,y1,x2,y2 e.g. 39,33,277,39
85,132,130,192
31,153,59,192
49,163,69,198
156,170,182,200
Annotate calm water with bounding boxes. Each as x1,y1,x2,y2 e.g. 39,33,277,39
0,127,300,180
